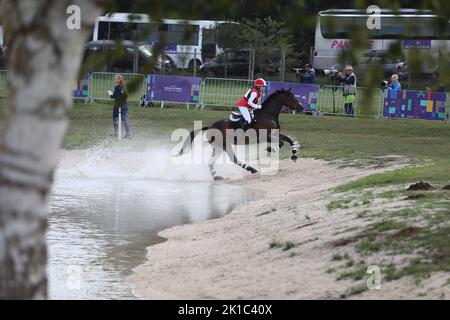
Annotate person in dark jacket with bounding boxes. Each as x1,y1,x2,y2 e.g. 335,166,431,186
109,74,131,139
299,63,316,84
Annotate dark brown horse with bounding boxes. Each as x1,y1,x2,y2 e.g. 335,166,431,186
178,89,304,180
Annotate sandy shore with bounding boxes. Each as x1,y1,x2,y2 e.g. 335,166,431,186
127,158,448,299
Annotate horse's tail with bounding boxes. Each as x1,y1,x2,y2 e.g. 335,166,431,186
177,126,209,156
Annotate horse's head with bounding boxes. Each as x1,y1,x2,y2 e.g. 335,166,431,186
282,88,304,113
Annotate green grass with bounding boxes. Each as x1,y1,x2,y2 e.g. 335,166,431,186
341,198,450,282
332,254,344,261
269,240,296,251
336,163,450,192
346,285,369,297
326,197,354,211
337,265,368,281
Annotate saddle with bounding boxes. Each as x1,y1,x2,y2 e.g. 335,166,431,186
229,110,255,130
229,111,243,123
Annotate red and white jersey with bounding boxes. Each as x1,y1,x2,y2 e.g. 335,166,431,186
236,87,261,109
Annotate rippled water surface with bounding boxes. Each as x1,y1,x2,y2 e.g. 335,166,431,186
47,177,257,299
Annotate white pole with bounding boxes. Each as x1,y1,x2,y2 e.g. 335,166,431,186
118,107,122,141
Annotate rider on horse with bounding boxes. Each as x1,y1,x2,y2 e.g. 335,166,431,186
235,78,267,131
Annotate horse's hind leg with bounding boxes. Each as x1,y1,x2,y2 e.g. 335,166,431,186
225,143,258,174
209,147,224,181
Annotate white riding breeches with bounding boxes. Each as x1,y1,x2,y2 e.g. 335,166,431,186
238,107,252,124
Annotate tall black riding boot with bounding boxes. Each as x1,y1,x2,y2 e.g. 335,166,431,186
241,121,251,131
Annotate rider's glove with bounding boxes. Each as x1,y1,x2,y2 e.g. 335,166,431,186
254,104,262,109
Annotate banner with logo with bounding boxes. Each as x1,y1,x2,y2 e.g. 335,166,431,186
383,89,447,121
265,81,320,112
145,75,201,103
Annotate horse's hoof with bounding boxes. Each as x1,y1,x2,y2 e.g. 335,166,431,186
291,155,298,162
213,176,224,181
248,167,258,174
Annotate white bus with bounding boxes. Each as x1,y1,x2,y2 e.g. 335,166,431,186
92,13,230,69
313,9,450,72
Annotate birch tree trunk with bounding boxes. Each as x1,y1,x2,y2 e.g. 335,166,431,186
0,0,101,299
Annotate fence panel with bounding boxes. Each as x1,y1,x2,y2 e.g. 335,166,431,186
200,77,254,108
144,74,201,108
0,70,7,98
383,89,448,121
317,85,384,117
89,72,146,103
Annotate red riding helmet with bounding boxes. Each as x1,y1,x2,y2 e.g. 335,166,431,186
254,78,267,87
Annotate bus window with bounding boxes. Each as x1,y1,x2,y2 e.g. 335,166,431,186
374,17,405,38
98,21,109,40
408,17,436,38
320,15,354,39
109,22,139,40
143,23,169,43
169,24,199,45
375,17,435,39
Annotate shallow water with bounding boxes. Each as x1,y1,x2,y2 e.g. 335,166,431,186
47,177,257,300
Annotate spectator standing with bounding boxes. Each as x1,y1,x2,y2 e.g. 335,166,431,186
109,74,131,139
337,65,357,116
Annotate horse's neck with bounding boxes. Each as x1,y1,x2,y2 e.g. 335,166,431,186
259,96,283,119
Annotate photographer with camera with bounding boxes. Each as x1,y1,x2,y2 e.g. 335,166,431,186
294,63,316,84
336,65,357,116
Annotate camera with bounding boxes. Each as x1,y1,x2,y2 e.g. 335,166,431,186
381,80,389,88
323,69,339,76
293,64,313,74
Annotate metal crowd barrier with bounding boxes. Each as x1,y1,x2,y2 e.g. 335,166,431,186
317,85,384,117
199,77,254,109
89,72,146,103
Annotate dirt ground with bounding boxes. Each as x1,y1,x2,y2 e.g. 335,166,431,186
126,157,449,299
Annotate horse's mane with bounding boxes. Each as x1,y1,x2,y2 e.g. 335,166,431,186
262,88,292,106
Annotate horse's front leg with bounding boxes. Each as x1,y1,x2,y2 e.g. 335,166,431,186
279,133,300,162
225,142,258,174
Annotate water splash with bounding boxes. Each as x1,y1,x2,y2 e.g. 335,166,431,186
56,138,244,181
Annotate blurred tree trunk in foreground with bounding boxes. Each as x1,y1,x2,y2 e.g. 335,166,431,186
0,0,101,299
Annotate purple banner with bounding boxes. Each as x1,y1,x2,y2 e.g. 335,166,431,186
383,89,447,121
265,81,320,112
72,75,89,98
403,40,432,50
145,75,201,103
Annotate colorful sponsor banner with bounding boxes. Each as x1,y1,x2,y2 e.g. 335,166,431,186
403,39,432,50
383,89,447,121
72,75,89,98
265,81,320,112
145,75,201,103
